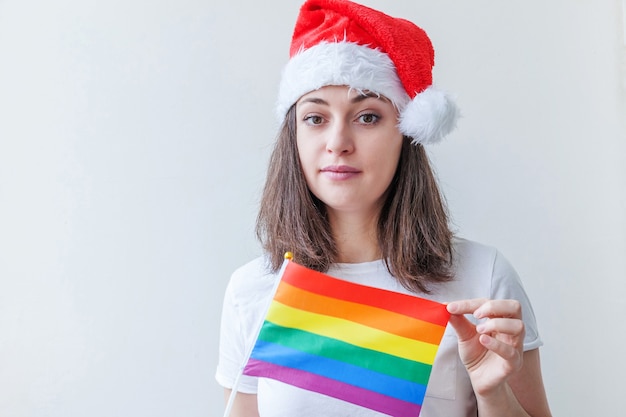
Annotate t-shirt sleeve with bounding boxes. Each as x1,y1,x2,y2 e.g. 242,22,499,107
490,250,543,351
215,271,261,394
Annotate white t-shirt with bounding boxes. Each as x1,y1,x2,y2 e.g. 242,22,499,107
216,238,542,417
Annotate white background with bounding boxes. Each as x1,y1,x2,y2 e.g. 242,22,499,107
1,0,625,416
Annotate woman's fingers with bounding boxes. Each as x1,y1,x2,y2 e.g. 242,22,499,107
446,298,489,315
477,333,524,372
447,299,522,320
476,318,525,338
447,298,525,355
474,299,522,320
447,312,478,341
446,298,527,393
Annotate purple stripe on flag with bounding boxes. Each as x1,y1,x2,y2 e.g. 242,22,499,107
245,359,422,417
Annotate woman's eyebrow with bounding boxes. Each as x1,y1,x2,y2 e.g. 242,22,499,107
298,92,387,106
299,97,329,106
351,92,388,103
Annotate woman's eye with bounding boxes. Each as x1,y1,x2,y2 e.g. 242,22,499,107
304,115,324,125
358,113,380,124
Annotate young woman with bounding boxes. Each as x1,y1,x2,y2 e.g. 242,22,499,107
216,1,552,416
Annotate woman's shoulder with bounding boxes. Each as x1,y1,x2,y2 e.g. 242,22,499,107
452,236,517,277
452,236,497,258
226,256,280,305
451,237,498,272
430,237,520,301
230,256,273,280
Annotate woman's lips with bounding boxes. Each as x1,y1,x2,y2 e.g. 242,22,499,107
320,165,361,180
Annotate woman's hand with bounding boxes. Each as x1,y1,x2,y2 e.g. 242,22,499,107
446,298,525,397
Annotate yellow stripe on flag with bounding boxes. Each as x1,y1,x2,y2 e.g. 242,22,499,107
266,301,440,365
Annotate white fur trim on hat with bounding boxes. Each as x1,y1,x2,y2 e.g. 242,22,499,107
276,42,410,121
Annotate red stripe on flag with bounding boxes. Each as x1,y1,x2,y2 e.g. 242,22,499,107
282,261,450,327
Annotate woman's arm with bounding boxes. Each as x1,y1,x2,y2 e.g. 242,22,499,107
447,299,552,417
507,349,552,417
223,389,259,417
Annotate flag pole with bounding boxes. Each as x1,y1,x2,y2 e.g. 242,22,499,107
222,252,294,417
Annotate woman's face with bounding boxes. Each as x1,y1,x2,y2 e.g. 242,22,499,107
295,85,403,217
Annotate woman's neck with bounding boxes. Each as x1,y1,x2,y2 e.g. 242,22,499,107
328,209,381,263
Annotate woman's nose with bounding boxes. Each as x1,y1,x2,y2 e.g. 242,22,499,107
325,121,354,155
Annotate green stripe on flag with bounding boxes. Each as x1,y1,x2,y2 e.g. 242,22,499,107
258,321,433,386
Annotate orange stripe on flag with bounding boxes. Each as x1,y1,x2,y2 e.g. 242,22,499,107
274,281,446,345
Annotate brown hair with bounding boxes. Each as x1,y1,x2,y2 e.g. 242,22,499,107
256,106,453,293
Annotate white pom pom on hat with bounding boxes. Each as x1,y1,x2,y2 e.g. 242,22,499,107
277,0,459,145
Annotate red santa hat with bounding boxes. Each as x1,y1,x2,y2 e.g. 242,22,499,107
277,0,459,145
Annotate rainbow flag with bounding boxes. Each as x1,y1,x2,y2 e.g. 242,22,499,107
243,260,450,416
